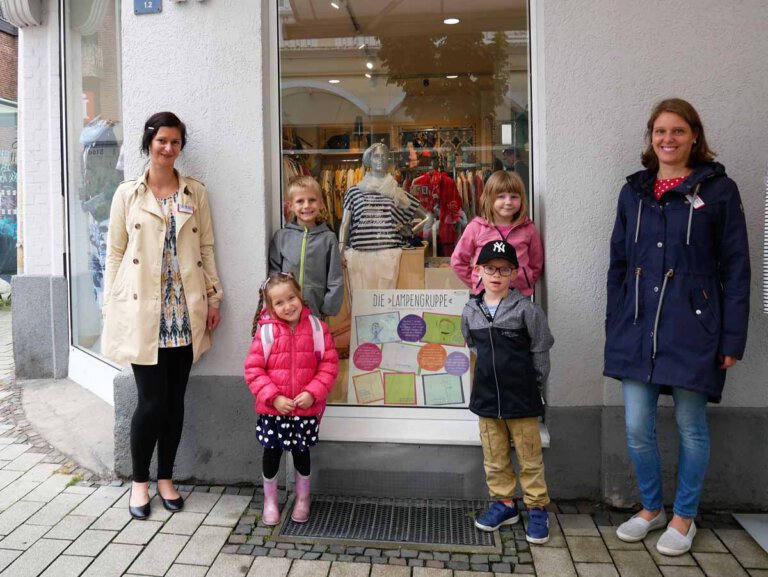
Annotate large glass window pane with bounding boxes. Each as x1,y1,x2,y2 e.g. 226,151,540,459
64,0,123,356
278,1,530,406
0,101,17,280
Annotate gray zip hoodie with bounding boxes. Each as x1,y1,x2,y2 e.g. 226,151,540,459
268,221,344,317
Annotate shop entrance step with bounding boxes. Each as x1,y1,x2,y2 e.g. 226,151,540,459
276,495,500,553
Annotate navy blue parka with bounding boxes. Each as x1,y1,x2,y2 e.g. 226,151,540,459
604,162,750,402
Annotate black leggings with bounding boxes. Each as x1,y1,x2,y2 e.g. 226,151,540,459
130,345,193,482
262,448,311,478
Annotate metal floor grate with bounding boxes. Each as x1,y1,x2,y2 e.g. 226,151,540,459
278,496,498,552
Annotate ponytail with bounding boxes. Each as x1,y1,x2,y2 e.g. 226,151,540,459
251,289,265,337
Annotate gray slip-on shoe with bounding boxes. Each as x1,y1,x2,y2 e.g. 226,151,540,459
656,521,697,556
616,509,668,542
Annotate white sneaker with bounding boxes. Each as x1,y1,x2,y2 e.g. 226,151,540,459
616,509,667,542
656,521,697,556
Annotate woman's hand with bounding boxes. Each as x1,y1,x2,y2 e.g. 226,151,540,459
273,395,296,414
207,306,221,331
719,355,738,370
294,391,315,409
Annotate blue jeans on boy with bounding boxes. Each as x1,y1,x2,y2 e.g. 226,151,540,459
622,379,710,519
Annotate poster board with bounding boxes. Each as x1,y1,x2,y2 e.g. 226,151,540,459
348,290,471,407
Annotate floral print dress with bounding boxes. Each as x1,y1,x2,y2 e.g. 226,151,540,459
157,192,192,348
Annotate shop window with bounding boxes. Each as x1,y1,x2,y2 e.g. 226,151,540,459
278,1,531,408
63,0,123,357
0,100,17,278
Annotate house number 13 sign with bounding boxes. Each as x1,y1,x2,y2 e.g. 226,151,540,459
134,0,162,14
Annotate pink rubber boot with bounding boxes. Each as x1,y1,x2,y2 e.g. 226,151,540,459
291,473,311,523
262,476,280,526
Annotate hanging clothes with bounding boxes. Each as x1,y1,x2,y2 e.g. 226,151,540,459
412,170,462,256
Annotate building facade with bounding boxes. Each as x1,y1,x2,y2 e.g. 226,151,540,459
5,0,768,508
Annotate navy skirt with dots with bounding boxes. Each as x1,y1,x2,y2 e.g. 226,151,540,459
256,414,320,451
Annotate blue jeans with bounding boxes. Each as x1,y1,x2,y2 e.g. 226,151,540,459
622,379,710,519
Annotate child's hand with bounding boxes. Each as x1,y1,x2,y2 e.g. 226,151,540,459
293,391,315,409
273,395,296,414
341,258,348,268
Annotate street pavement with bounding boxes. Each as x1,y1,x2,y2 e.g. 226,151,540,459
0,309,767,576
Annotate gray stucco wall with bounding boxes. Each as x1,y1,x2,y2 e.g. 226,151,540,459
539,0,768,410
11,275,69,379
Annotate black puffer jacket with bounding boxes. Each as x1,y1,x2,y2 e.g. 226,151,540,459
461,289,554,419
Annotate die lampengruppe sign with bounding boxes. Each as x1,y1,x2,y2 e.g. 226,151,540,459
348,289,471,407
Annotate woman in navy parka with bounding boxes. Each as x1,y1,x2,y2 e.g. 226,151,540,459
605,99,750,556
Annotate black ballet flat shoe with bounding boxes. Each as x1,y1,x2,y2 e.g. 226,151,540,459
128,486,151,520
161,495,184,512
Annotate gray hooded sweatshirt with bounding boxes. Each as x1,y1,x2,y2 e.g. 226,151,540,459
268,221,344,317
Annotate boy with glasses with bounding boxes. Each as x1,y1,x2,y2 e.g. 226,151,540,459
461,240,555,544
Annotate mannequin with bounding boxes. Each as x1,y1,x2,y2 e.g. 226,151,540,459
339,143,433,291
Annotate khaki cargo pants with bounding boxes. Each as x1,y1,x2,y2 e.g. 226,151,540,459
478,416,549,507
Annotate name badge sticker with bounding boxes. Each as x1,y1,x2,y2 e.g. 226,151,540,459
686,194,706,210
177,203,195,214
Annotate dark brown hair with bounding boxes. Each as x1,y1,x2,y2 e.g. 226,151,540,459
251,272,304,336
641,98,715,173
141,111,187,155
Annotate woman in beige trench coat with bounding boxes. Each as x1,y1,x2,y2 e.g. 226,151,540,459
102,112,223,519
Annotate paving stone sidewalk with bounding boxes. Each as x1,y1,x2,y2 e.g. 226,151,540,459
1,308,768,576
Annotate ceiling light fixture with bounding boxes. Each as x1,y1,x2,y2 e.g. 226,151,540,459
446,74,459,79
330,1,340,9
328,79,340,84
443,17,460,25
366,61,374,70
359,43,366,49
365,73,372,79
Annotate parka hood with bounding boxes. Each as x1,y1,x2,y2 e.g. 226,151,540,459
626,162,728,197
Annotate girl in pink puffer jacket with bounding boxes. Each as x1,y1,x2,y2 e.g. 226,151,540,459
244,272,338,526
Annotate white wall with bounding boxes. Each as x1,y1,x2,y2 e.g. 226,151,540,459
18,0,64,276
120,0,271,376
539,0,768,408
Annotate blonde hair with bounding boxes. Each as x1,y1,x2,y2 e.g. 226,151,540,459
285,175,326,223
251,272,305,336
480,170,528,226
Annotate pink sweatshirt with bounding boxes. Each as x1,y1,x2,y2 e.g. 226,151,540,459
450,217,543,296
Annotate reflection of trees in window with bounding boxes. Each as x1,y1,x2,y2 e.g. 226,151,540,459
378,32,510,123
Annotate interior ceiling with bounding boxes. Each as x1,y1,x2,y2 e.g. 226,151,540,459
284,0,527,39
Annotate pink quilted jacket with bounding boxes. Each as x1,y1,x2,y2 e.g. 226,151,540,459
450,216,543,296
244,308,339,417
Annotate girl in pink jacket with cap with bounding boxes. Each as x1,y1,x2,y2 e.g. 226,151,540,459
244,272,338,526
451,170,543,296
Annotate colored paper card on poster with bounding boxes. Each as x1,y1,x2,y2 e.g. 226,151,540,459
444,351,470,376
380,342,420,373
353,370,384,404
417,343,447,372
397,314,427,341
352,342,382,371
384,372,417,405
134,0,162,14
355,312,401,346
421,312,464,347
422,373,465,406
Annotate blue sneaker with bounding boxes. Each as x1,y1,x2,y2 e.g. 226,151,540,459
526,507,550,544
475,501,520,532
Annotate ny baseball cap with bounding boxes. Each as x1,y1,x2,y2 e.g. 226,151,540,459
475,240,519,268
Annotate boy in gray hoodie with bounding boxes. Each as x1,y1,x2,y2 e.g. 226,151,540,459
269,176,343,317
461,240,554,544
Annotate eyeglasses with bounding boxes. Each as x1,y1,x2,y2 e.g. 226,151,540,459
481,265,515,277
259,272,295,292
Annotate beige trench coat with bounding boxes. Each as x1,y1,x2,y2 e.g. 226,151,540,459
101,170,223,366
